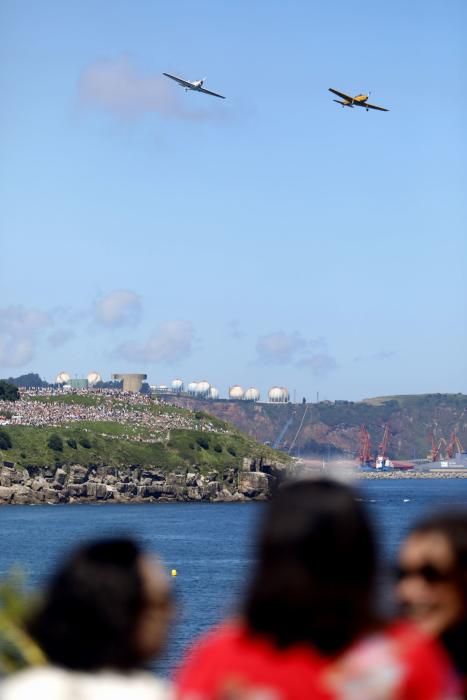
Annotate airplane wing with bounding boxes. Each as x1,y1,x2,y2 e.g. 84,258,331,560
363,102,389,112
328,88,352,101
163,72,194,89
333,99,353,107
198,86,225,99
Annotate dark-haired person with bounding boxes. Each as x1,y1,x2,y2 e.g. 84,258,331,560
397,513,467,696
1,538,173,699
176,479,458,699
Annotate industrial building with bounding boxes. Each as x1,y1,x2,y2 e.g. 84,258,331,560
112,373,147,393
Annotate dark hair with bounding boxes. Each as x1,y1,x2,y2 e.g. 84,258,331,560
28,538,147,671
244,479,377,654
411,512,467,596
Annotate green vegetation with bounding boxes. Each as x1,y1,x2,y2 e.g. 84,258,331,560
0,393,287,472
4,373,48,389
196,436,209,450
0,571,46,673
4,423,277,471
0,381,19,402
0,429,12,450
47,434,63,452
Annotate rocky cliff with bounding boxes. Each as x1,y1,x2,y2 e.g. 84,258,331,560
163,394,467,460
0,458,288,505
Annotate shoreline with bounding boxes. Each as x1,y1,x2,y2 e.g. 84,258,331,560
356,470,467,479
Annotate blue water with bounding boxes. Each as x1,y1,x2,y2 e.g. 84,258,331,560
1,479,467,676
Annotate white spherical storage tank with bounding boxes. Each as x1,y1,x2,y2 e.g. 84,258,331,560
87,371,102,386
171,379,184,392
229,385,244,400
56,372,70,385
268,386,289,403
195,380,211,396
187,381,198,395
208,386,219,399
244,387,260,402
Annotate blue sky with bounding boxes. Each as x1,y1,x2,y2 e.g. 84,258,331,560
1,0,465,400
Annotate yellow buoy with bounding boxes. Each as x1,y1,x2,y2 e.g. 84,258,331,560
171,569,177,577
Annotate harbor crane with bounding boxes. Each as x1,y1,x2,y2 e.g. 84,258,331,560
358,425,373,466
378,424,391,460
447,431,464,459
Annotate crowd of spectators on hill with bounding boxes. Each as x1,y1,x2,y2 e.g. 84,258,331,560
0,389,224,436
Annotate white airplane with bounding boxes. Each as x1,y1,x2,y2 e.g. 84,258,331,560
163,72,225,99
328,88,389,112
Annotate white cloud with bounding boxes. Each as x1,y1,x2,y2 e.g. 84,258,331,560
78,55,222,122
94,289,142,328
254,330,337,376
296,353,338,376
256,331,308,364
117,320,194,364
0,306,51,368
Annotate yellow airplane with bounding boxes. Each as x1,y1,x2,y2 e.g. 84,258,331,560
328,88,389,112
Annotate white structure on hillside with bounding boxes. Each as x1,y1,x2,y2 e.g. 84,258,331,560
208,386,220,399
229,385,244,400
56,371,71,385
171,378,184,392
87,371,102,386
244,387,260,402
112,373,147,393
195,380,211,397
268,386,289,403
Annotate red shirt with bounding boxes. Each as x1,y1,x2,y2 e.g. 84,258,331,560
176,620,459,700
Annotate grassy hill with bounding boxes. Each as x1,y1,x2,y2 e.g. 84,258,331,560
0,393,288,471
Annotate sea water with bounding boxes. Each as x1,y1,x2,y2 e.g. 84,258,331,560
1,479,467,675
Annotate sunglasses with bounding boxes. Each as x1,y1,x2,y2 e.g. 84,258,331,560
394,563,455,584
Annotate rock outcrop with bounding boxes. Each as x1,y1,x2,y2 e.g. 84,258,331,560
0,458,289,505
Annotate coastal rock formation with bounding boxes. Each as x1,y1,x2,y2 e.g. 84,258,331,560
162,394,467,460
0,459,288,505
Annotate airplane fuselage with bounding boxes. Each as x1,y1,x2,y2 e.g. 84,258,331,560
184,79,205,92
342,94,369,107
336,94,372,110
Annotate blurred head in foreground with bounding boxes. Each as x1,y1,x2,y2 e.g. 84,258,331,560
397,512,467,675
245,478,378,653
29,537,172,671
177,480,457,699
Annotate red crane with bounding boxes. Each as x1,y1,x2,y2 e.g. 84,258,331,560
359,425,373,466
447,431,464,459
429,430,440,462
378,423,391,459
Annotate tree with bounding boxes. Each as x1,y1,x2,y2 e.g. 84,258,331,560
47,435,63,452
0,430,12,450
6,373,48,389
0,381,19,402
